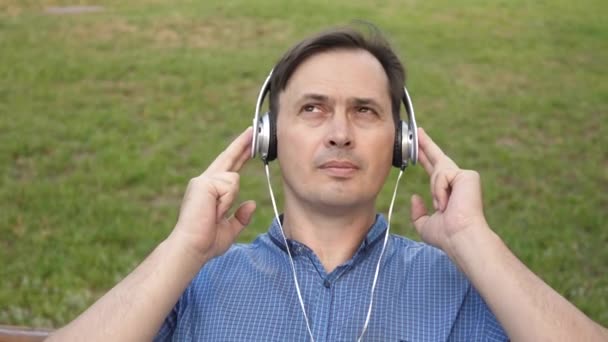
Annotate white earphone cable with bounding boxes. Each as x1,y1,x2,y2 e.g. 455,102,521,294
264,164,316,342
357,168,404,341
265,163,404,342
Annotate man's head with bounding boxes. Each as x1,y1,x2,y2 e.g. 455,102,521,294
269,25,406,126
269,24,407,213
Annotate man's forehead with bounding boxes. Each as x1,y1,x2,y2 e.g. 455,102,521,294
280,49,391,103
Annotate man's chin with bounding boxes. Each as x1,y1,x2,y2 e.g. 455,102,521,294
312,192,374,212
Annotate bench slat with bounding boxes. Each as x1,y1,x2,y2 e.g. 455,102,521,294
0,325,52,342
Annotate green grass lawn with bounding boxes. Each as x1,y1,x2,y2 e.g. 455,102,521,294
1,0,606,328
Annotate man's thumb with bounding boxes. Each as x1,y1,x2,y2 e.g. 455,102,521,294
232,200,257,231
410,194,428,233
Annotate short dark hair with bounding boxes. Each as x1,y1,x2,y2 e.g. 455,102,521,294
269,23,406,125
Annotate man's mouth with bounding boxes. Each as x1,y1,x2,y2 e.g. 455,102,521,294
319,160,359,178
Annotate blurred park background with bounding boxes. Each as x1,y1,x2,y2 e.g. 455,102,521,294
1,0,606,329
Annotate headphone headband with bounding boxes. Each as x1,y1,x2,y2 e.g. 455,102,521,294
251,69,273,161
401,85,418,167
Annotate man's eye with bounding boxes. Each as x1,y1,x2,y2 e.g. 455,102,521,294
357,106,376,115
302,105,320,112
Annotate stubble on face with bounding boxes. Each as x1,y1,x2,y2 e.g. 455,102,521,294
276,49,395,213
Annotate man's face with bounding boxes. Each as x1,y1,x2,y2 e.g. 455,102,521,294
276,49,395,211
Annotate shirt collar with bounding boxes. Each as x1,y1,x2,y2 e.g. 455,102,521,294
267,214,388,258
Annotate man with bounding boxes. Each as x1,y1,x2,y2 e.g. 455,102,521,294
48,26,607,341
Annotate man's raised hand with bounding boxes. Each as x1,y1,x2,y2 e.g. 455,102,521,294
410,127,489,254
171,127,257,262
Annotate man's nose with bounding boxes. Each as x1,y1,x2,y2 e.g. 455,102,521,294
325,112,353,148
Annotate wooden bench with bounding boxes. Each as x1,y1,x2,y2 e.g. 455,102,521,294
0,325,52,342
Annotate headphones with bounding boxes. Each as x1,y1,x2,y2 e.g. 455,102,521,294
252,69,418,169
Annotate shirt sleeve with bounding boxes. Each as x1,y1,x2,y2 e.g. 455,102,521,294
449,285,510,341
153,296,183,342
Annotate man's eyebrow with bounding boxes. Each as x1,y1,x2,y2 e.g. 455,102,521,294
297,94,382,105
297,93,330,103
350,97,382,109
294,94,384,111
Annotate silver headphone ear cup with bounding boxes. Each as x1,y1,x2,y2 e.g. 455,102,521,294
392,120,402,168
409,120,418,165
400,121,410,167
251,115,260,158
256,112,271,162
401,85,418,168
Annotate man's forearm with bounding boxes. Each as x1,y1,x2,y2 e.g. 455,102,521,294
447,224,607,342
47,233,209,342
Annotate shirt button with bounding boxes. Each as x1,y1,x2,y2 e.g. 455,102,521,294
323,280,331,288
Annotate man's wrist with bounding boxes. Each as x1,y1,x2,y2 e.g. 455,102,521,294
443,221,501,272
164,230,213,271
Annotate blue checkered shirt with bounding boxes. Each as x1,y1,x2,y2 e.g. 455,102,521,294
155,215,508,341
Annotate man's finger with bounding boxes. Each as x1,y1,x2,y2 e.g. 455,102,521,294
232,140,254,171
433,168,458,212
430,170,439,210
418,149,434,176
418,127,459,169
207,174,240,222
206,127,253,174
215,186,239,223
228,200,257,234
417,127,444,165
214,201,256,253
410,194,430,237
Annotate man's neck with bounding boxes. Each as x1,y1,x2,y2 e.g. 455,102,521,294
282,201,377,273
